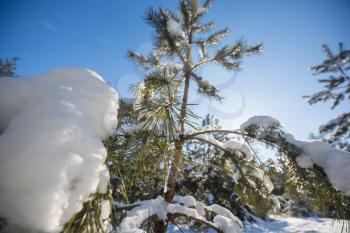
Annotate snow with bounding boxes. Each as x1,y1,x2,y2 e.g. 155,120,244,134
0,68,118,232
119,197,167,233
118,197,203,233
222,140,253,160
214,215,242,233
318,117,341,132
240,116,280,133
173,195,196,207
167,204,201,219
207,193,214,204
286,134,350,195
100,200,112,231
241,115,350,196
207,204,243,229
167,217,344,233
295,154,314,168
117,197,169,233
252,168,274,193
118,195,243,233
167,17,185,38
244,216,345,233
195,202,206,217
133,81,145,110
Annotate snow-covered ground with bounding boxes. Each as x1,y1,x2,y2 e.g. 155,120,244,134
244,216,344,233
167,217,345,233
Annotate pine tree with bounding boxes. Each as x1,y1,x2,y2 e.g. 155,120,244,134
125,1,262,231
0,57,18,77
305,43,350,151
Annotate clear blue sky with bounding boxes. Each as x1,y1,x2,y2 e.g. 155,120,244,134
1,0,349,140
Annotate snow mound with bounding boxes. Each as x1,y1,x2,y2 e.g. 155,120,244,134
167,17,184,38
120,197,168,233
240,115,280,133
222,140,253,160
0,68,118,232
173,195,196,207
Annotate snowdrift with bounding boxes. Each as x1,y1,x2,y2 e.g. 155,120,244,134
0,68,118,232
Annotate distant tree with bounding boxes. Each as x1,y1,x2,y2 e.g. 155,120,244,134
0,57,19,77
305,43,350,151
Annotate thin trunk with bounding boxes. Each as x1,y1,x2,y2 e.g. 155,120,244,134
154,76,190,233
164,71,190,203
154,27,193,233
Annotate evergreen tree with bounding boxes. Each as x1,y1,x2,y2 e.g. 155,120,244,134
305,43,350,151
0,57,18,77
125,0,261,231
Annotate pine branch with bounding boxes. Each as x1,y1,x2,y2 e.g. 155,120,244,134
203,28,230,46
191,72,223,100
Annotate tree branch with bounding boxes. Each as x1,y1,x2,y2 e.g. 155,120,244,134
168,212,223,233
184,129,244,141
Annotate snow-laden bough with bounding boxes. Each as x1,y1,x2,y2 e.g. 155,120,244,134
0,68,118,232
117,195,243,233
240,115,350,196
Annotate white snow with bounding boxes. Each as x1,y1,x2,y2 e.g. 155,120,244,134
100,200,112,231
240,116,280,133
167,217,345,233
213,215,242,233
173,195,196,207
118,195,243,233
167,17,185,38
207,193,214,204
207,204,243,229
222,140,253,160
133,81,146,110
286,134,350,195
244,216,345,233
241,115,350,196
195,202,206,217
119,197,168,233
252,168,274,193
0,68,118,232
167,204,201,219
167,216,344,233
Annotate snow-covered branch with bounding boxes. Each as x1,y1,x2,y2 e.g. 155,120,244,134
116,195,243,233
184,128,243,140
240,115,350,196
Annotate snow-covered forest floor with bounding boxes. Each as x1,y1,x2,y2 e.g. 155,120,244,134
167,217,344,233
244,217,343,233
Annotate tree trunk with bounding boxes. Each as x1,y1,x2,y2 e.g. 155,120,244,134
154,28,193,233
164,65,191,202
153,219,168,233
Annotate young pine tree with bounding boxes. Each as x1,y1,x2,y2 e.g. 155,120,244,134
129,0,261,199
126,0,261,231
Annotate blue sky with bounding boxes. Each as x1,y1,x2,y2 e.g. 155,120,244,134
1,0,349,140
